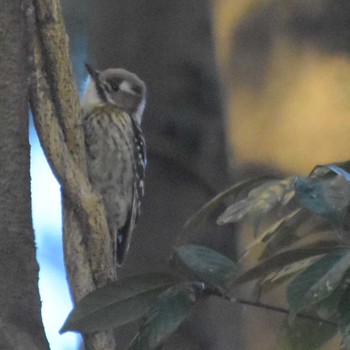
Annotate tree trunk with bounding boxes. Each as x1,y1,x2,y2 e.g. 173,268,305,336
0,2,49,349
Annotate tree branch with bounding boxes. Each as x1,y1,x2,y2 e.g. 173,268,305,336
25,0,116,348
32,0,84,163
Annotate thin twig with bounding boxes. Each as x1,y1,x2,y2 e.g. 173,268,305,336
233,297,337,326
205,286,337,327
234,296,336,326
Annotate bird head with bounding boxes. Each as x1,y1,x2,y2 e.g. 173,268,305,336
82,63,147,124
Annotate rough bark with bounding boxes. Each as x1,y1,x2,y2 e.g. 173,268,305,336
0,2,49,349
27,0,116,348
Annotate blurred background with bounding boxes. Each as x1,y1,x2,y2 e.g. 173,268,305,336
31,0,350,349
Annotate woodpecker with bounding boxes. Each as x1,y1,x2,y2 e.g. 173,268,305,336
81,63,147,266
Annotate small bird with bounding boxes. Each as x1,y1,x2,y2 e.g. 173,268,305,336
81,63,147,266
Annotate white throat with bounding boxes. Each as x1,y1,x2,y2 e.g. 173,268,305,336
81,77,102,111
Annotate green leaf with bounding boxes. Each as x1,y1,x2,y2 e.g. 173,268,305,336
311,161,350,180
277,318,337,350
174,245,236,288
241,208,304,261
216,198,251,225
258,257,321,298
287,250,350,316
316,284,345,320
60,273,178,333
295,175,350,225
261,256,321,289
260,211,333,260
338,284,350,349
235,242,344,285
183,176,280,233
128,282,206,350
248,177,295,232
217,178,294,232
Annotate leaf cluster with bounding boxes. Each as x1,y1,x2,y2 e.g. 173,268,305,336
61,161,350,349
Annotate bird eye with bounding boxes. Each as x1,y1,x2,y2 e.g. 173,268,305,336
106,78,120,92
110,82,119,91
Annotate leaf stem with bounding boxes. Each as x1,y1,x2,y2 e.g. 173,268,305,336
231,296,337,327
206,286,337,327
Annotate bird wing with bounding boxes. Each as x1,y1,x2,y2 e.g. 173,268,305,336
116,117,146,265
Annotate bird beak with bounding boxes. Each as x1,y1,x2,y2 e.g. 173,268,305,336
85,63,99,81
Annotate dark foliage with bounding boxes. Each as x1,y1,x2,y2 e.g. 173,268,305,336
62,160,350,349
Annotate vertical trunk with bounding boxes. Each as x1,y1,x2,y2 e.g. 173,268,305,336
0,2,49,349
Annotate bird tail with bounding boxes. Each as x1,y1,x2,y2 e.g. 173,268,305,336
116,209,133,266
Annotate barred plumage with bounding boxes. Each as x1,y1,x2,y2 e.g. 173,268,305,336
82,65,146,266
